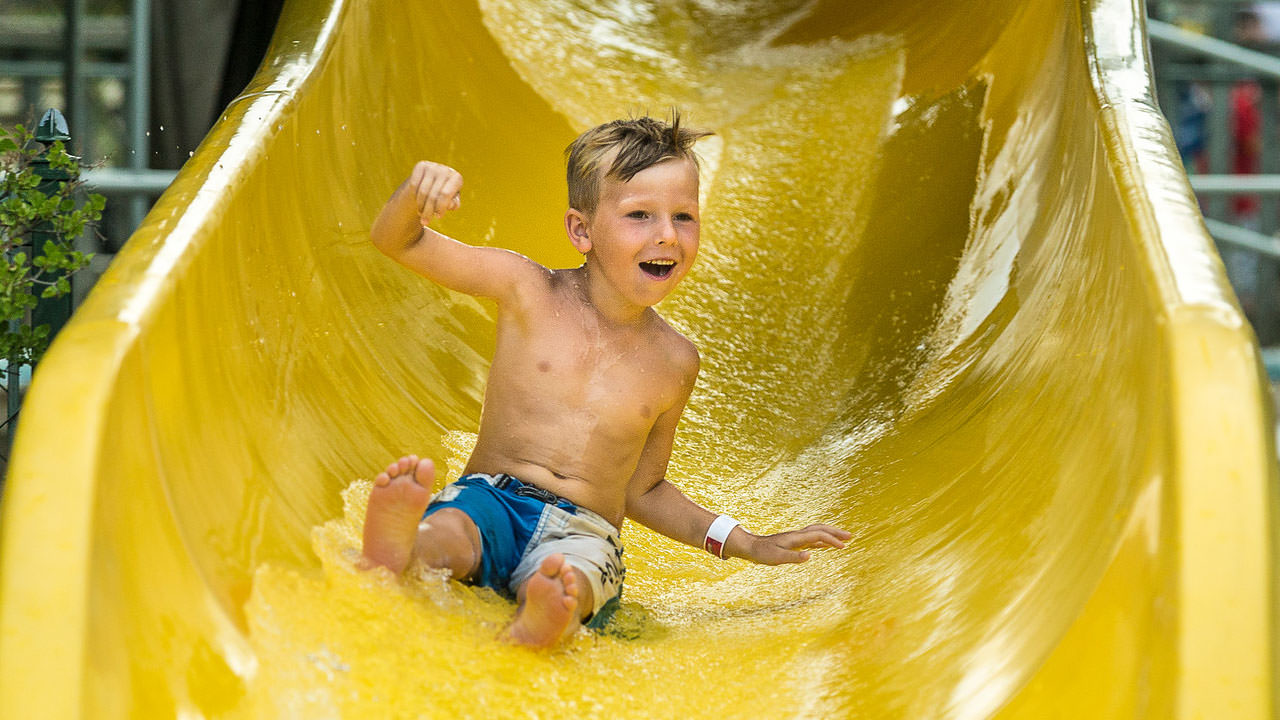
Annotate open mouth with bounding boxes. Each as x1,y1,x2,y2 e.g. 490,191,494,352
639,260,676,279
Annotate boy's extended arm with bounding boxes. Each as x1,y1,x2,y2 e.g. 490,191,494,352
625,386,851,565
370,161,544,301
629,477,850,565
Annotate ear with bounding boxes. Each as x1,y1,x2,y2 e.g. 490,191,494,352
564,208,592,254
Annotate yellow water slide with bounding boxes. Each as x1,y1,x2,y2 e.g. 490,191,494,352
2,0,1277,717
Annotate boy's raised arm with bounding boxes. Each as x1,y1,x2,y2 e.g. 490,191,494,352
371,161,544,301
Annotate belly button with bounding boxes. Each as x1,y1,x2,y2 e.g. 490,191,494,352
537,360,551,372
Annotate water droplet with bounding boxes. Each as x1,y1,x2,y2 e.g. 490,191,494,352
159,125,164,131
188,150,194,157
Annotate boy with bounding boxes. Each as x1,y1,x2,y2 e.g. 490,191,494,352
361,114,851,648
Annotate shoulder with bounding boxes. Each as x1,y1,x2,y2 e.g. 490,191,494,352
650,313,700,382
497,252,555,308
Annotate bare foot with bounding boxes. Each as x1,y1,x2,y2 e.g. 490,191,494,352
505,554,580,649
361,455,435,574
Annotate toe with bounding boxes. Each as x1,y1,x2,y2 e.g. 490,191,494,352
561,566,579,597
374,471,391,487
414,458,435,486
539,553,564,577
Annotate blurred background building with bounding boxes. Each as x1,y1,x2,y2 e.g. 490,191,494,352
0,0,282,305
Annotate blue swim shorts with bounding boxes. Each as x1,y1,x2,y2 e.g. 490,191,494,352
422,473,625,629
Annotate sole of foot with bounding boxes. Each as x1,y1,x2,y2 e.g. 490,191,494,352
505,553,581,649
360,455,435,574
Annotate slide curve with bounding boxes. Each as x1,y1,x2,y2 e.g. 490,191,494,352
2,0,1277,717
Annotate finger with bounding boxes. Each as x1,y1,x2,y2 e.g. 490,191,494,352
791,525,852,547
812,531,849,549
409,161,429,188
814,533,848,549
804,523,853,541
427,169,460,217
419,170,445,219
424,171,452,218
439,173,462,216
439,172,463,210
415,165,444,218
778,530,848,551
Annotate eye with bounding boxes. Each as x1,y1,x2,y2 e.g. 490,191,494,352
674,212,696,222
627,211,649,220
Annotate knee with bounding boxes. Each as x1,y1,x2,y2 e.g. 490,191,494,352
419,508,481,580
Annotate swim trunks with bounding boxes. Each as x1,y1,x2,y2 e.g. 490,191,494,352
422,473,625,628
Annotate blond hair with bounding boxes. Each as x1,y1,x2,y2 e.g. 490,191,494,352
565,111,713,216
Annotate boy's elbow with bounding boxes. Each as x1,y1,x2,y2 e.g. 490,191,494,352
633,478,671,508
369,223,421,258
369,236,400,258
624,479,663,512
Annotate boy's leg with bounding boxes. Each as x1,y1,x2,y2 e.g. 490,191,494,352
505,555,595,648
361,455,480,579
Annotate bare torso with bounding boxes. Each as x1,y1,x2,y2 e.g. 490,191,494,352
463,267,697,528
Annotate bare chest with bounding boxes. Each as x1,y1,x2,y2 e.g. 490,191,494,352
491,308,684,437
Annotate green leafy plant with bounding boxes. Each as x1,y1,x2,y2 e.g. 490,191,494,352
0,118,101,368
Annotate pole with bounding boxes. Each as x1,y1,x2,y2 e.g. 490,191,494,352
31,109,74,343
64,0,86,148
129,0,151,231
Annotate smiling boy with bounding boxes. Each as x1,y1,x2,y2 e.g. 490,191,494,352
361,114,851,648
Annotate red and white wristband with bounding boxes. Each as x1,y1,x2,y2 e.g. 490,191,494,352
703,514,741,559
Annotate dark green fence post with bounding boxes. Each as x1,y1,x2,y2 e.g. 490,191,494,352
31,109,74,340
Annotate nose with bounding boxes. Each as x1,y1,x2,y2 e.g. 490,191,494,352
655,218,677,245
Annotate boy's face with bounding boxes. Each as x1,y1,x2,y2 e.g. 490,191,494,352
566,156,701,309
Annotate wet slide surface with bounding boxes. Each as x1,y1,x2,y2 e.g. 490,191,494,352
1,0,1276,717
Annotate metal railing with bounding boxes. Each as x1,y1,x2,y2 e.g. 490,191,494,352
81,167,176,195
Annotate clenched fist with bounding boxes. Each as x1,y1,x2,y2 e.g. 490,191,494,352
410,161,462,224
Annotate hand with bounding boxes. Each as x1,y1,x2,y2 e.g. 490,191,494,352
409,160,462,224
739,524,852,566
